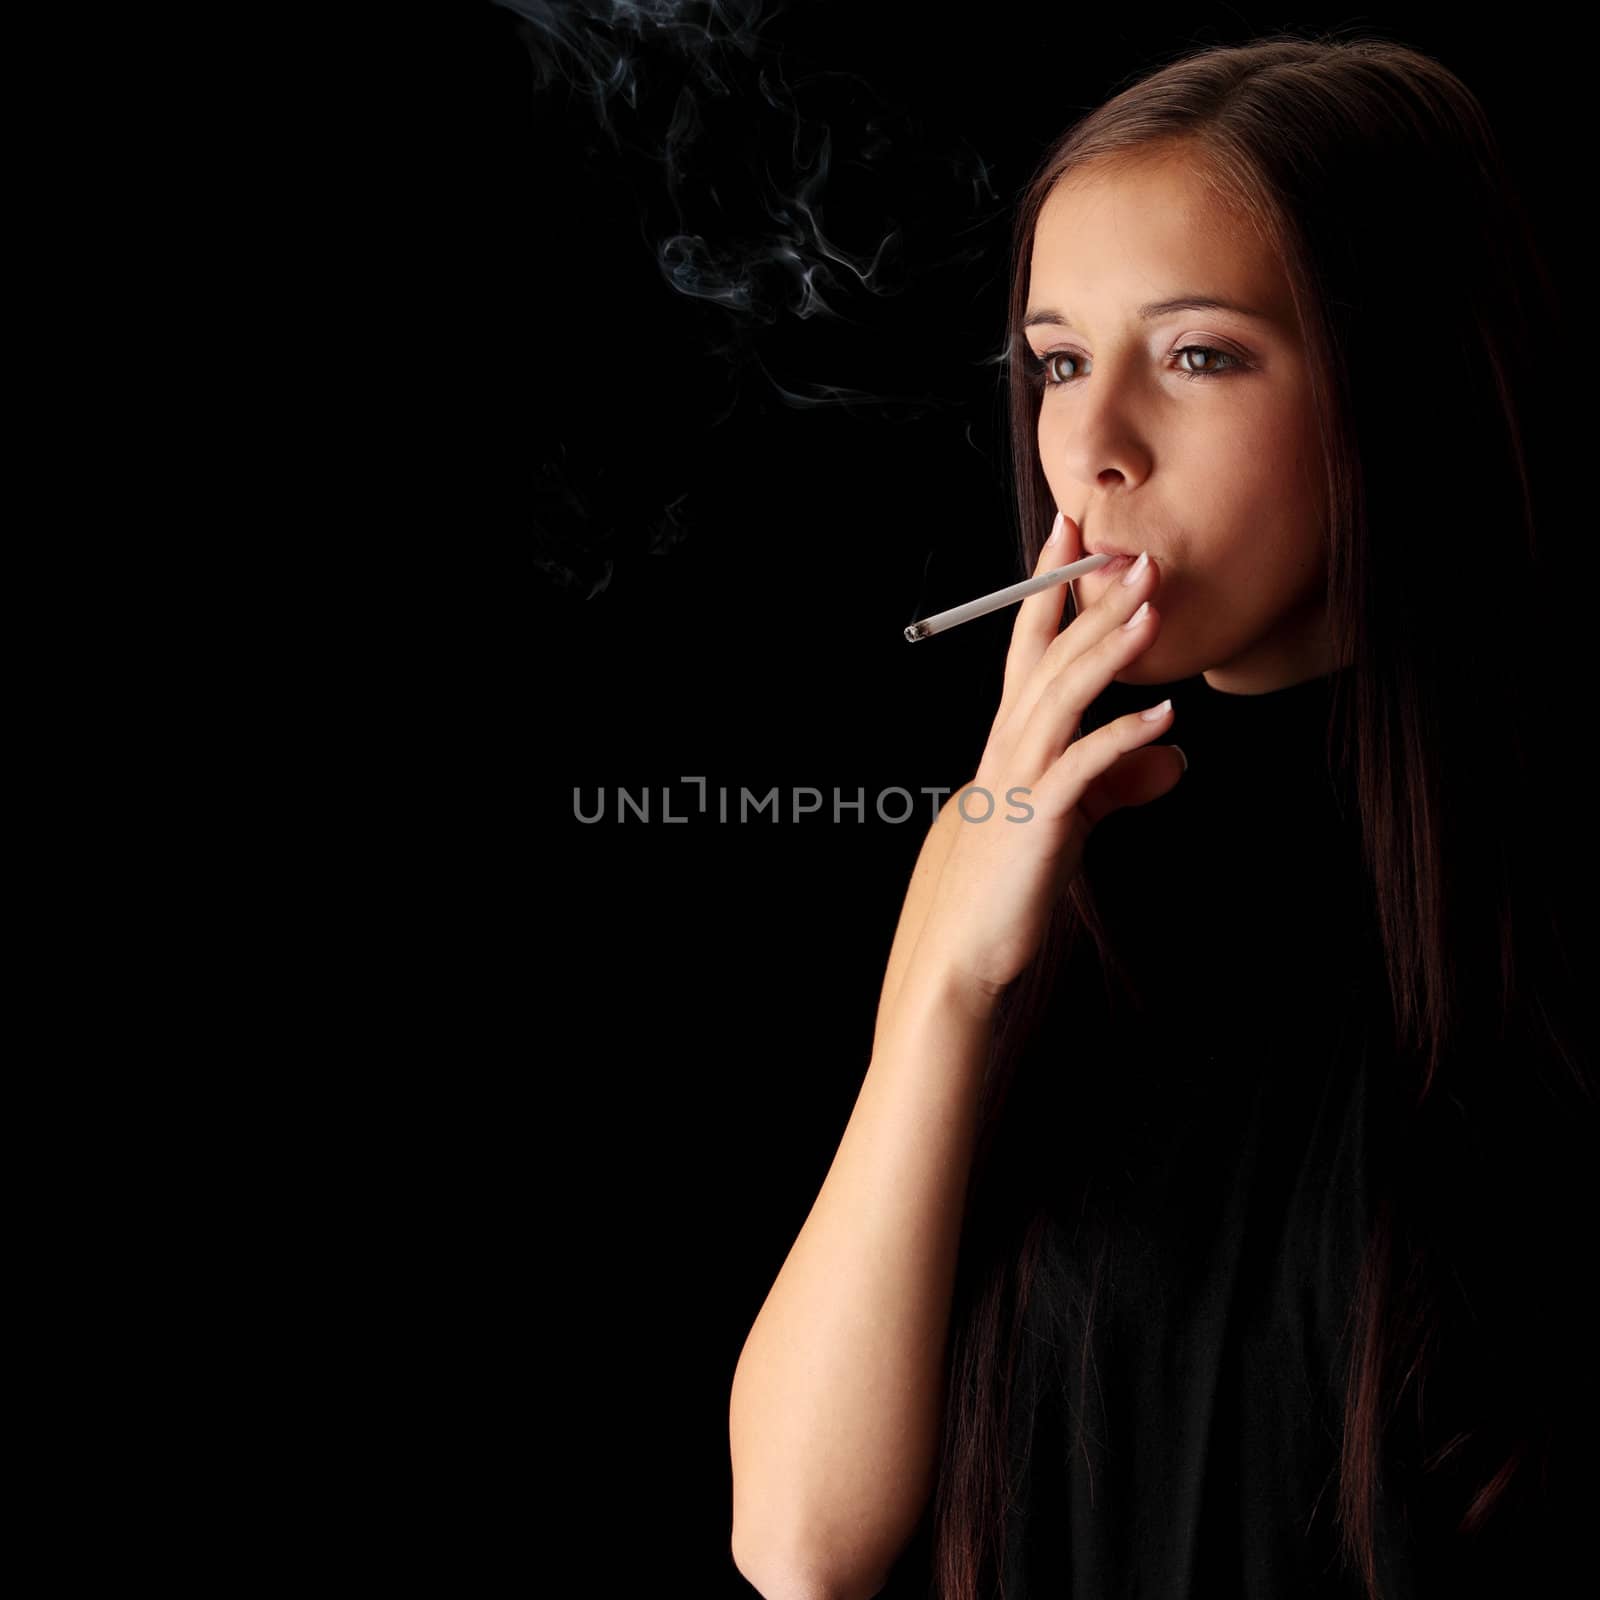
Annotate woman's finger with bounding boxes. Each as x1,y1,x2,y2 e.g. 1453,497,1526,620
998,508,1078,721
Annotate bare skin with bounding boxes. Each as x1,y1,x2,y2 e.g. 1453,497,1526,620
1024,148,1350,696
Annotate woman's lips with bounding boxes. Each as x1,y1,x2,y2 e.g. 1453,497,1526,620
1083,551,1136,578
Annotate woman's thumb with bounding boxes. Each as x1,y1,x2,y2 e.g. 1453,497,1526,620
1080,743,1187,826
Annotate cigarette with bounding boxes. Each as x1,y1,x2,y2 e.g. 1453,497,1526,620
903,552,1116,642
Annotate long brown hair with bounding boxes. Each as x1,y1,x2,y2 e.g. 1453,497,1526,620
931,30,1593,1600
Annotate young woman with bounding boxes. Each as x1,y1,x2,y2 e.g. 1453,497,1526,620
730,33,1594,1600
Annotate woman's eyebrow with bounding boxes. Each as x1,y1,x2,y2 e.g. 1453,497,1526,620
1023,294,1270,329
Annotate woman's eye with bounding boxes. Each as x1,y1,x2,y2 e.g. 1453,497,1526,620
1027,343,1245,388
1039,351,1086,384
1174,345,1241,378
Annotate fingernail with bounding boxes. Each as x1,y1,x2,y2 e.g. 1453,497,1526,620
1172,744,1188,772
1120,549,1149,587
1047,510,1064,546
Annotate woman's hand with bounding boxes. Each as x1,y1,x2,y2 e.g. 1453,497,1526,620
907,512,1185,1008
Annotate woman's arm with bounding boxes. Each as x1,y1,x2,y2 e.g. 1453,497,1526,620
731,524,1177,1597
729,934,998,1600
870,792,966,1064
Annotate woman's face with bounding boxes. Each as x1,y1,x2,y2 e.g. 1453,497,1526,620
1025,151,1341,694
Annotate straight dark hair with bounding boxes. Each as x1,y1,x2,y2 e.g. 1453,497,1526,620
931,31,1594,1600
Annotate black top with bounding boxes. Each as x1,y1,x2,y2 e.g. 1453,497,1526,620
875,662,1591,1600
875,661,1583,1600
991,662,1409,1598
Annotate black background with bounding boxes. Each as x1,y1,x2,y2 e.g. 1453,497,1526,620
467,7,1589,1593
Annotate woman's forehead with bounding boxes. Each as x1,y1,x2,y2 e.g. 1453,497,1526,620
1028,162,1296,338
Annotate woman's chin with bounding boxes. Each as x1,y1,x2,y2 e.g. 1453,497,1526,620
1111,654,1172,687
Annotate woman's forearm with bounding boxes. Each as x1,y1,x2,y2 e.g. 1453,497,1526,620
729,955,998,1600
